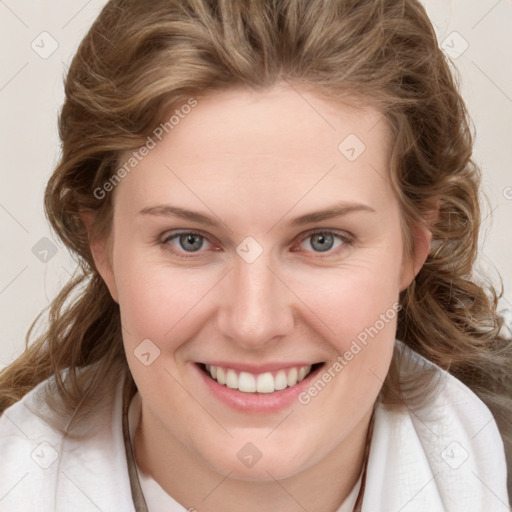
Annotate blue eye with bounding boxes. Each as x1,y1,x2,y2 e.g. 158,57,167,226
302,232,339,252
160,229,352,259
162,231,211,255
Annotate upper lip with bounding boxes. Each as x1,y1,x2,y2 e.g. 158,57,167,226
197,361,322,373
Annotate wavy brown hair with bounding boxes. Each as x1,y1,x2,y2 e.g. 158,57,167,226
1,0,511,495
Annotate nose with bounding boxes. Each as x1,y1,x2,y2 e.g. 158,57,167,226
216,249,295,351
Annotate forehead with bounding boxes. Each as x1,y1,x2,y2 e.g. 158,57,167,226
114,84,395,219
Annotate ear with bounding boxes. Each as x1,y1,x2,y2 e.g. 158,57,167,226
79,209,119,303
399,199,440,292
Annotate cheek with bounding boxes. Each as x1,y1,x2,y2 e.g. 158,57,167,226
293,265,400,416
114,252,218,344
294,255,402,347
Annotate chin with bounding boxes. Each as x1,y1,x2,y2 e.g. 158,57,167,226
196,436,318,482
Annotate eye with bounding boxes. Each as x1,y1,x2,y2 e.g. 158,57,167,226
294,229,352,256
161,231,213,258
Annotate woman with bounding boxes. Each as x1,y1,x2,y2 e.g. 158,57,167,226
0,0,510,510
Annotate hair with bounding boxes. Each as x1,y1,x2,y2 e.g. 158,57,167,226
1,0,511,494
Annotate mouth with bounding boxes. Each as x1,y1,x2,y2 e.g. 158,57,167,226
198,362,325,394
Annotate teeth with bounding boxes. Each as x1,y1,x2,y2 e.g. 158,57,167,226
256,373,275,393
298,366,309,381
238,372,256,392
204,364,313,393
274,370,287,391
287,367,298,386
226,369,238,389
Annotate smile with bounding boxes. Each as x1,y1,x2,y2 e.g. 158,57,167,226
201,363,323,394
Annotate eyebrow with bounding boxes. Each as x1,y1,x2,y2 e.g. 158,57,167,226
138,201,376,227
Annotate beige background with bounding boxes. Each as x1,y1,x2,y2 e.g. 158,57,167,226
1,0,511,368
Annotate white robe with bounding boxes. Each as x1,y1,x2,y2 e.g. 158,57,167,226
0,340,509,511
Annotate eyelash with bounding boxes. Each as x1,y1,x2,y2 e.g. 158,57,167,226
159,229,354,260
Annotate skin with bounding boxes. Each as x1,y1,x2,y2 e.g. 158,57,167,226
83,82,432,511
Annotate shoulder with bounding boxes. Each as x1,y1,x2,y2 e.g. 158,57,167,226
0,366,135,511
362,340,509,512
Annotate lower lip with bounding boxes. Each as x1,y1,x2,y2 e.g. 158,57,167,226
194,363,324,413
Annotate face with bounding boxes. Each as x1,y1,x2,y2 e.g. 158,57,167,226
89,83,430,482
